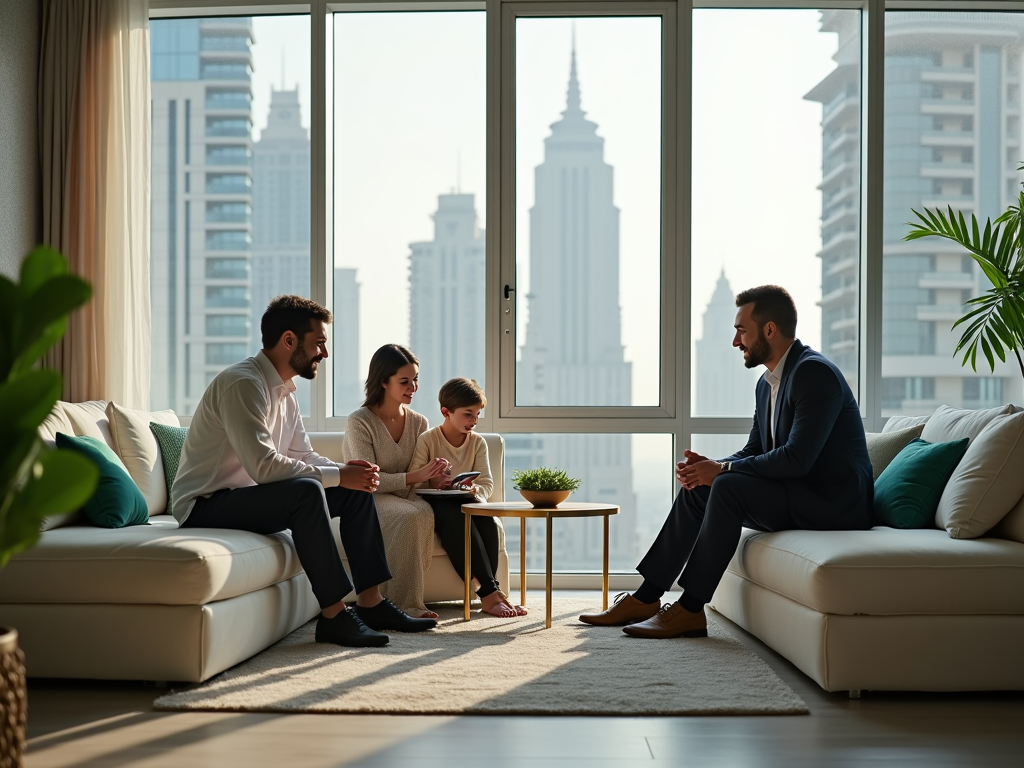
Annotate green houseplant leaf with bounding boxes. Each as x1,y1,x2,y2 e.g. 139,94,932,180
906,188,1024,383
512,467,582,492
0,246,97,569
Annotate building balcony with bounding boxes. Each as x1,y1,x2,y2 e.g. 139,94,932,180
921,162,975,179
824,255,858,277
817,230,859,258
919,271,974,290
827,338,858,354
921,130,975,147
921,98,975,115
921,68,975,83
830,315,859,333
820,204,858,231
916,304,964,322
819,283,858,308
200,37,251,53
920,196,974,210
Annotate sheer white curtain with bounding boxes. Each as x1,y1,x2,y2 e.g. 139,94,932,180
39,0,151,409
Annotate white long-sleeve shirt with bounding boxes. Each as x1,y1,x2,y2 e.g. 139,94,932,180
170,351,341,523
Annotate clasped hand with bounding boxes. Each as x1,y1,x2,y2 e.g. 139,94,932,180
339,459,380,493
676,450,723,490
412,457,452,487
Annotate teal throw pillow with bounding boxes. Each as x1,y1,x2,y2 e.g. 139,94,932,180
55,433,149,528
873,437,970,529
150,422,189,498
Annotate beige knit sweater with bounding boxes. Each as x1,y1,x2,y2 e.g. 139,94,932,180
342,407,434,615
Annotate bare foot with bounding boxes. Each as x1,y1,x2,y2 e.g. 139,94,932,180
480,591,525,618
420,609,440,619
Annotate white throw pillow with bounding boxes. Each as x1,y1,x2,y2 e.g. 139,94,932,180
881,414,931,434
106,402,180,516
920,403,1015,443
935,409,1024,539
865,425,925,480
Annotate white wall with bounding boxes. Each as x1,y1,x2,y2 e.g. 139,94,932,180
0,0,41,279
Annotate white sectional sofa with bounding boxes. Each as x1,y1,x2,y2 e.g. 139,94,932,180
0,401,509,683
711,405,1024,694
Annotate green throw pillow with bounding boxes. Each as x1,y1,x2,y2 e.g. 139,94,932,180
150,422,188,498
873,437,969,529
55,433,149,528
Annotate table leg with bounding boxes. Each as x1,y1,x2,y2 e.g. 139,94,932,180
463,509,472,622
603,513,610,610
545,515,552,629
520,516,526,607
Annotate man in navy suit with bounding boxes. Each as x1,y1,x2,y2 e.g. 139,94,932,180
580,285,873,638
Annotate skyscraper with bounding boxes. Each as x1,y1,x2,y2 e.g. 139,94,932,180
408,193,487,418
251,87,312,412
513,48,638,570
695,270,761,417
151,18,255,416
809,11,1024,415
334,267,363,415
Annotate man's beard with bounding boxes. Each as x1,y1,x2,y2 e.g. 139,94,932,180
743,327,771,369
290,345,321,380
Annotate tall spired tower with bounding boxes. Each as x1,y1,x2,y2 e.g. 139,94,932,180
514,47,637,569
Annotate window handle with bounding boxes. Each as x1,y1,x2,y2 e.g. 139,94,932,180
504,284,515,300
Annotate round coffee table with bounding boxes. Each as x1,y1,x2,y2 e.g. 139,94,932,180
461,501,619,628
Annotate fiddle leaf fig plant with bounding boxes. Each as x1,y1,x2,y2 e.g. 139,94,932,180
905,168,1024,381
0,246,98,568
512,467,582,493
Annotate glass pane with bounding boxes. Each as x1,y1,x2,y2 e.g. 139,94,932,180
882,12,1024,416
332,12,486,422
514,17,662,407
150,16,311,416
691,10,862,416
503,433,673,573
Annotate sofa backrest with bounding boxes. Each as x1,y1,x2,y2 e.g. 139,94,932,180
307,432,506,503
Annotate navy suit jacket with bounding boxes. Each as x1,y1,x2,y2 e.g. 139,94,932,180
723,339,873,531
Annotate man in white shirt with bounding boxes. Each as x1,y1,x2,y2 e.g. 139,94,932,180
171,295,436,647
580,285,873,638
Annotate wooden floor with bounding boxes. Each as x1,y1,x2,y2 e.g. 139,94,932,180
24,591,1024,768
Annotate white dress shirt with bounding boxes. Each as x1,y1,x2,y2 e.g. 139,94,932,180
170,351,341,523
763,342,795,448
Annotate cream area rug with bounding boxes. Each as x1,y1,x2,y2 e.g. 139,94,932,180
154,598,808,716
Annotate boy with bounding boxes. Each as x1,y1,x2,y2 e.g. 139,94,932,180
410,378,526,618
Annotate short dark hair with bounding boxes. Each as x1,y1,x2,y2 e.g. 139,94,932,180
438,378,486,411
735,285,797,338
362,344,419,408
261,295,332,349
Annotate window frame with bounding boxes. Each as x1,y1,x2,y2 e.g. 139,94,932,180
149,0,1024,584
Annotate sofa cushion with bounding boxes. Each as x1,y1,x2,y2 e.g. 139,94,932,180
106,402,180,516
56,433,149,528
727,527,1024,616
992,492,1024,545
936,410,1024,539
0,516,304,605
920,403,1015,443
865,424,924,480
873,438,968,529
881,413,930,434
150,422,189,498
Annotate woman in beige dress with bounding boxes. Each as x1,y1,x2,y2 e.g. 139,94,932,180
342,344,449,618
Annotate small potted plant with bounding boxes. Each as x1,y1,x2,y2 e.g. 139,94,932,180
512,467,581,508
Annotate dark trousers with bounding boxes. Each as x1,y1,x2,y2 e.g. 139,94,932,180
182,477,392,610
637,474,797,604
425,496,501,598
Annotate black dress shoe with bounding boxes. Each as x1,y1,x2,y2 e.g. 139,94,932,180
315,608,389,647
355,598,437,633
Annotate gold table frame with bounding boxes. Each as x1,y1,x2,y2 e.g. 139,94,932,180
460,501,620,629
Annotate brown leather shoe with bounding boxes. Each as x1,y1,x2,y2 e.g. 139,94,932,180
621,602,708,639
579,592,661,626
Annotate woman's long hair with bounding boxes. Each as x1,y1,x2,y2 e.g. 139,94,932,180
362,344,419,408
